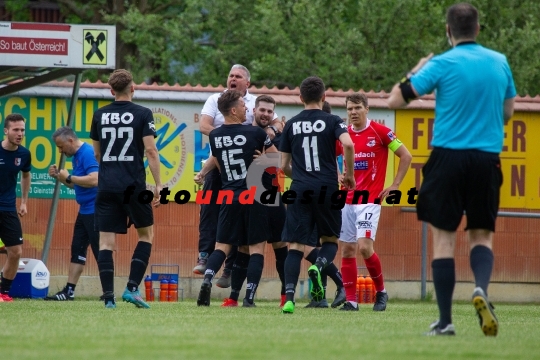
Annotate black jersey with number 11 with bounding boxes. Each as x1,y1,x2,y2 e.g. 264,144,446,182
279,109,347,190
209,124,272,197
90,101,156,192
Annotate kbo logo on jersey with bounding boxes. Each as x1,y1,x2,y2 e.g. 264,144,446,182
214,135,247,148
292,120,326,135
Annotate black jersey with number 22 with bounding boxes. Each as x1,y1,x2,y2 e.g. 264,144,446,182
90,101,156,192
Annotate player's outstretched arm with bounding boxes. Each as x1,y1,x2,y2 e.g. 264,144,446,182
379,144,412,200
199,115,215,136
143,135,162,207
194,156,218,185
338,133,355,190
19,171,31,217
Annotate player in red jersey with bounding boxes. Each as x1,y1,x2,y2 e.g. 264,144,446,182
337,93,412,311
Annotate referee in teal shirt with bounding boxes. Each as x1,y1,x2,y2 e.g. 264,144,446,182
388,2,516,337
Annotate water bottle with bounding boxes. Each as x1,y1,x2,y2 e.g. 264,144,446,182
159,279,169,302
168,279,178,302
357,276,365,304
144,275,154,301
365,276,373,303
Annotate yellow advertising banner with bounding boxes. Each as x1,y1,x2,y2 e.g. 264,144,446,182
395,110,540,209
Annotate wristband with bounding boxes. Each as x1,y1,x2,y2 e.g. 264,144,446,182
66,175,72,184
399,77,417,104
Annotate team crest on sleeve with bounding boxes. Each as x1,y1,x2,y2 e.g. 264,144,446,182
149,122,156,132
340,123,347,129
14,158,21,166
387,131,397,141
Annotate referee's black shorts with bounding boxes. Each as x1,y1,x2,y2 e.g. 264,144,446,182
417,147,503,232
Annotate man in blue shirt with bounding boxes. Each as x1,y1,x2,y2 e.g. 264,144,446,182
45,126,99,301
388,3,516,337
0,113,31,302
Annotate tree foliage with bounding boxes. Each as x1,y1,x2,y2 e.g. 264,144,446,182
8,0,540,95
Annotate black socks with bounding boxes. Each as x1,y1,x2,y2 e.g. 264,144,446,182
470,245,494,295
284,249,303,302
127,241,152,292
432,258,455,328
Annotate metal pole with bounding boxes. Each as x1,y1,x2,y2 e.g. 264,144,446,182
42,72,82,264
420,221,428,300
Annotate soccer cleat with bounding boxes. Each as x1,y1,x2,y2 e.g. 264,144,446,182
242,298,256,307
472,287,498,336
424,320,456,336
308,265,324,302
197,280,212,306
373,291,388,311
122,288,150,309
44,290,74,301
193,253,209,275
279,294,286,308
215,269,232,288
305,299,329,308
221,298,238,307
0,239,6,254
331,287,346,308
0,293,14,302
339,301,359,311
282,300,295,314
104,300,116,309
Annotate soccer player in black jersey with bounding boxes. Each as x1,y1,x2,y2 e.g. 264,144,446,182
0,114,31,302
220,95,289,307
90,69,162,309
303,100,346,309
197,90,277,307
279,76,355,314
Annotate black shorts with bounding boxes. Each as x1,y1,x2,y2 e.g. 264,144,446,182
71,213,99,265
0,211,23,247
95,191,154,234
307,229,321,248
417,147,503,232
198,168,222,251
216,201,270,246
282,188,341,245
265,196,286,243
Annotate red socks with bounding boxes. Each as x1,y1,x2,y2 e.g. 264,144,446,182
341,257,357,302
364,253,385,292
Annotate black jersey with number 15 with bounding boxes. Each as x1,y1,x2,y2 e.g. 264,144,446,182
209,124,272,197
90,101,156,192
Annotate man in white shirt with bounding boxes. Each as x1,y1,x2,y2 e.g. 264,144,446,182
193,64,281,288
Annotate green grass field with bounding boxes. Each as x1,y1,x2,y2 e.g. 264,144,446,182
0,298,538,359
